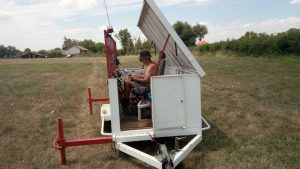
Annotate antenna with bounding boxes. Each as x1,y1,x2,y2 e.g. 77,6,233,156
103,0,111,26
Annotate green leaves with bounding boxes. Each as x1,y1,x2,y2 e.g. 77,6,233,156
199,28,300,56
115,29,134,55
173,21,208,47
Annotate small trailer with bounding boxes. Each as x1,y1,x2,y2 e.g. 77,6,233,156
52,0,210,168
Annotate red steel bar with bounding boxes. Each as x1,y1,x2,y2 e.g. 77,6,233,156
156,34,170,74
58,118,66,165
91,98,110,102
175,42,178,56
148,41,154,50
53,118,113,165
161,34,170,56
104,30,111,79
65,137,113,147
87,88,109,115
88,88,93,114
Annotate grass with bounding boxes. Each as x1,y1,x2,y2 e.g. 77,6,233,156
0,53,299,169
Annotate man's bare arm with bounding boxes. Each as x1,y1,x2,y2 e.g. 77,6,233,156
132,74,144,79
131,64,156,84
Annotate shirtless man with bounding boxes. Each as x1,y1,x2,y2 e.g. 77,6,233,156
124,50,156,100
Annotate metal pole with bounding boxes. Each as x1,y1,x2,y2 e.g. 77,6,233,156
58,118,66,165
88,88,93,115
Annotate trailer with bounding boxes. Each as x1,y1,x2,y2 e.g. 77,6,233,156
52,0,210,168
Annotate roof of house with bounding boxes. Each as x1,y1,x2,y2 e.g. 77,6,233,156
69,45,88,51
137,0,205,77
196,39,209,46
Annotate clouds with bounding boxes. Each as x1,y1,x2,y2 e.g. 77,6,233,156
0,0,106,50
57,0,98,10
205,17,300,42
290,0,300,4
0,0,299,50
0,10,12,20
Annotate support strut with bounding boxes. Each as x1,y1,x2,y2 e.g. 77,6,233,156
52,118,113,165
156,34,170,74
87,88,109,115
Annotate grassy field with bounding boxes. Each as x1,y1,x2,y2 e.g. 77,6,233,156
0,53,299,169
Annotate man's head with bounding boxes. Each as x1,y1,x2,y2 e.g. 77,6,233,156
139,50,152,64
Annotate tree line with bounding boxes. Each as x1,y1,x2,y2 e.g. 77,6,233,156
0,38,106,58
0,45,20,58
199,28,300,56
1,21,207,58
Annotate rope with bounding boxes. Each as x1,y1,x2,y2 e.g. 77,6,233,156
103,0,111,26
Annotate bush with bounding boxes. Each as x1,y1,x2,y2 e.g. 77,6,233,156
199,28,300,56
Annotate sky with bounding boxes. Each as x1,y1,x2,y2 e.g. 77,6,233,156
0,0,299,51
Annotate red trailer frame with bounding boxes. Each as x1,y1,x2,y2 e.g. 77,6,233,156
53,28,119,164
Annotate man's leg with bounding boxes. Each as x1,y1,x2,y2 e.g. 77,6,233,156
124,79,134,100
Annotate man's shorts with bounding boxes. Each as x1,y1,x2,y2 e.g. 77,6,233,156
130,82,149,98
132,81,144,88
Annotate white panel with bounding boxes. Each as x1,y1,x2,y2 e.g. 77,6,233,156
183,75,202,129
150,75,202,137
137,0,206,77
151,76,185,130
108,79,121,136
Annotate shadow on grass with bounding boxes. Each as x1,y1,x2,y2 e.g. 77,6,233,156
198,123,234,152
177,121,234,169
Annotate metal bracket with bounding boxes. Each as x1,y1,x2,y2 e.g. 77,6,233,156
201,116,211,131
175,137,186,152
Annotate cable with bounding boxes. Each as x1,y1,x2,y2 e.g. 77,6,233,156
103,0,111,26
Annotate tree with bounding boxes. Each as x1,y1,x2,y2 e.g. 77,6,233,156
79,39,97,53
193,24,208,41
173,21,208,46
96,42,105,53
0,45,21,58
37,50,48,56
0,45,6,58
135,38,142,50
24,48,31,53
62,36,78,50
115,29,134,54
49,48,63,58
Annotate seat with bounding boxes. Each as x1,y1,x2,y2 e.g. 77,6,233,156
157,58,166,75
137,99,151,121
100,104,112,135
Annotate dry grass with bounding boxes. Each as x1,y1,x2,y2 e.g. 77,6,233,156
0,54,299,169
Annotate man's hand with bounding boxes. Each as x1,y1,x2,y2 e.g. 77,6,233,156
128,74,134,81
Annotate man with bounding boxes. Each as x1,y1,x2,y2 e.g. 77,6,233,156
124,50,157,100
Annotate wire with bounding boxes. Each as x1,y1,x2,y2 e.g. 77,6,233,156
103,0,111,26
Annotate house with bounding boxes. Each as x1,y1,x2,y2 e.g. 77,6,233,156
196,39,209,47
65,45,88,55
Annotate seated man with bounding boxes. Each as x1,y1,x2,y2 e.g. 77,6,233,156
122,50,157,109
